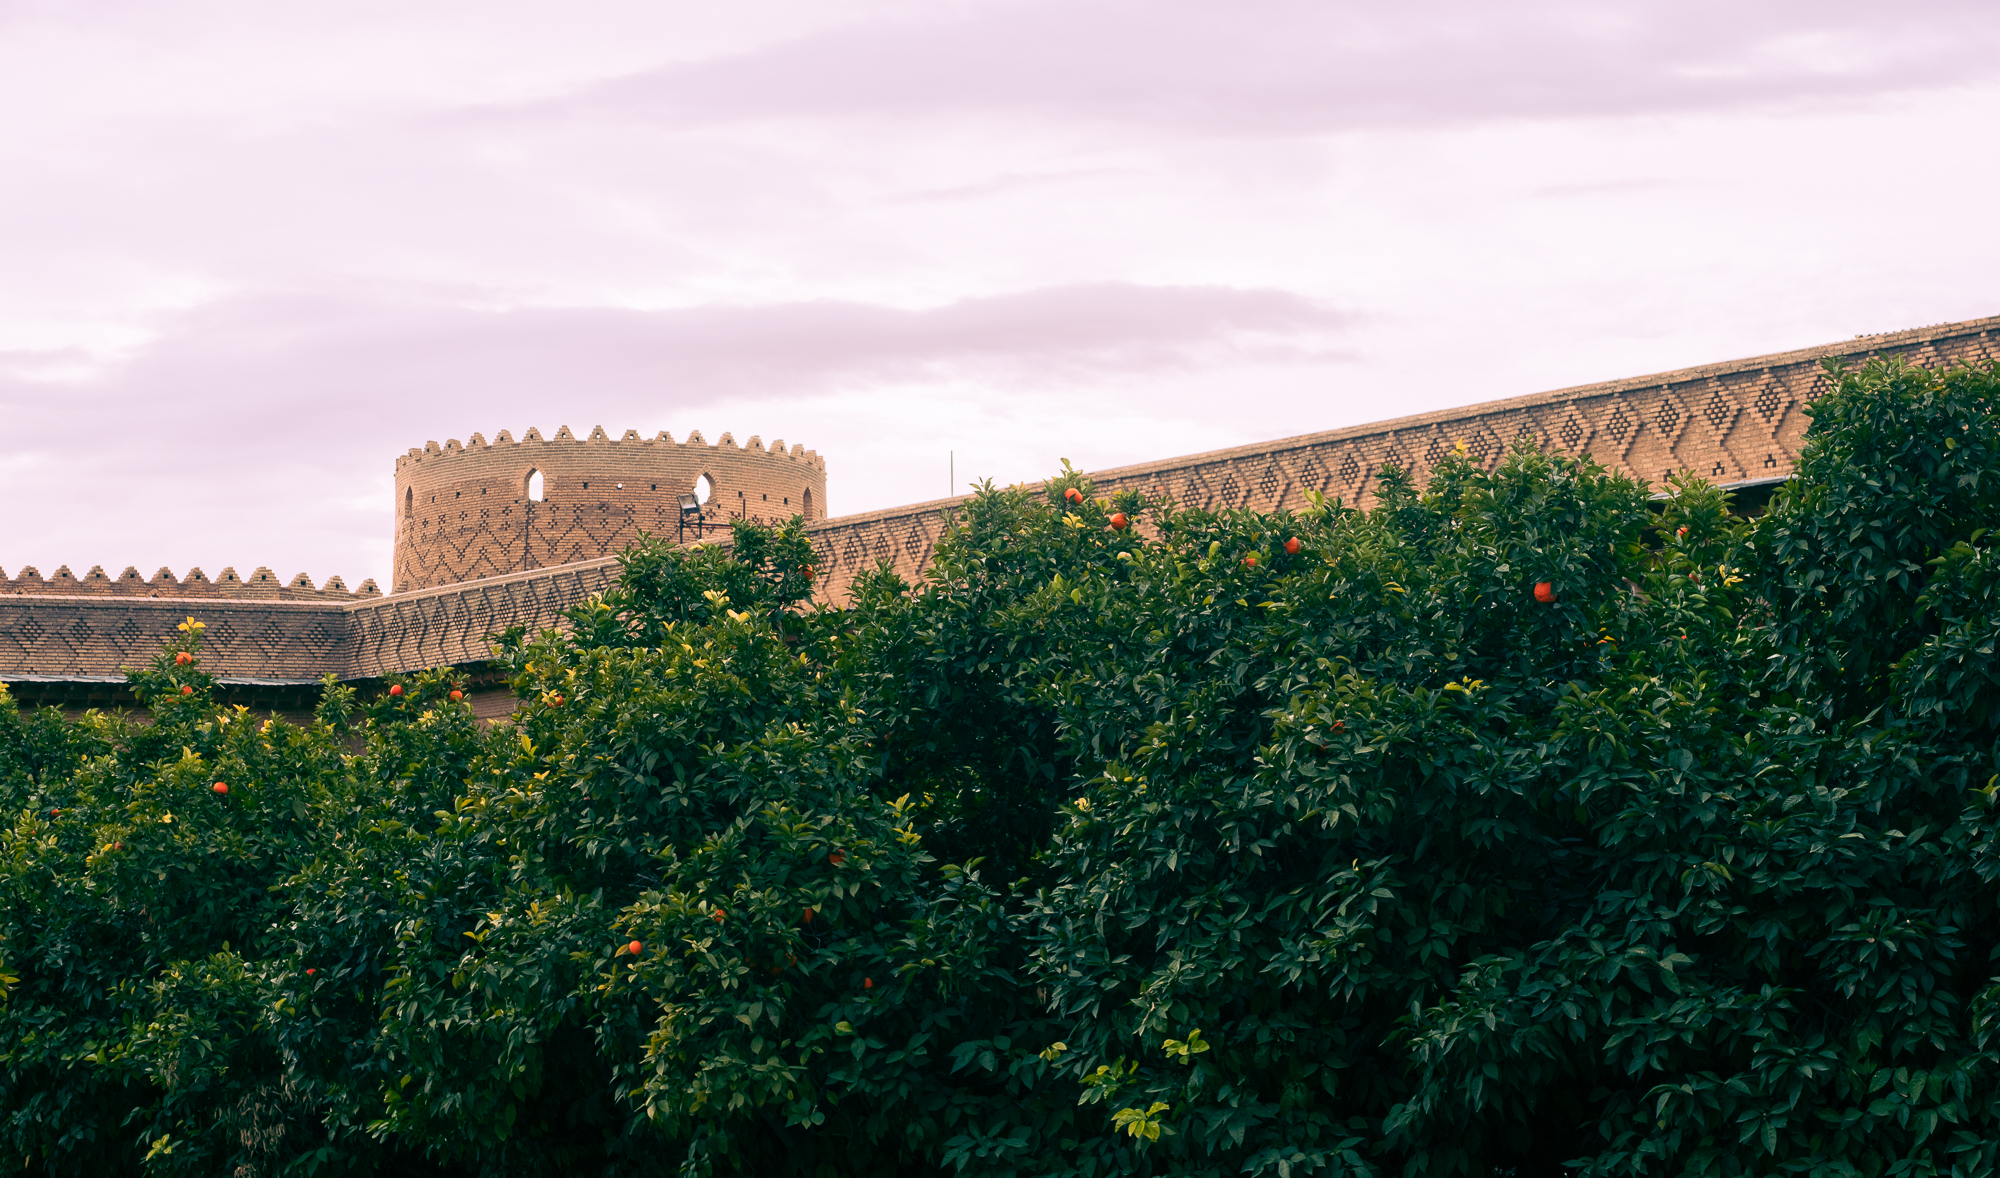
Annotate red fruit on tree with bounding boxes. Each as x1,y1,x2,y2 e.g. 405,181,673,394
175,651,192,666
450,689,463,701
180,685,193,696
213,782,228,795
627,940,643,956
802,908,815,923
1330,720,1345,733
306,968,315,976
1243,555,1258,568
829,851,846,866
712,909,726,923
864,977,874,989
550,694,564,707
1534,582,1557,603
1064,487,1083,504
1285,537,1302,555
1109,512,1129,531
389,684,403,697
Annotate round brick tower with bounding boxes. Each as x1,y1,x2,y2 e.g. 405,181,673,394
393,426,827,592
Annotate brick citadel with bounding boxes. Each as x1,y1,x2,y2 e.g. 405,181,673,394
395,426,826,593
5,312,1997,714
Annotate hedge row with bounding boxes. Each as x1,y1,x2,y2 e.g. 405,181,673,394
2,356,1997,1176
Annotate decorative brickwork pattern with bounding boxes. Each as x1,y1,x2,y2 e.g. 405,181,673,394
0,559,618,684
0,597,359,684
4,313,1997,689
796,315,2000,602
345,560,618,679
394,426,826,592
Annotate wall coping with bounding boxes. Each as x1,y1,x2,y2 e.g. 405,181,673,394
7,312,1995,689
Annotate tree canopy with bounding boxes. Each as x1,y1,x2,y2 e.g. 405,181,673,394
3,356,1998,1176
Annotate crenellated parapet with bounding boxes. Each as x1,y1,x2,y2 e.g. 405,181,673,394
1,565,380,600
393,425,828,592
5,313,2000,709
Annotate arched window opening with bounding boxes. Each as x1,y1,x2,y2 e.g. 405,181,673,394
404,487,413,517
695,473,714,504
525,469,545,501
802,488,813,518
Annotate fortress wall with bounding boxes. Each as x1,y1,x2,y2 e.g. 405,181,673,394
5,313,1998,690
393,426,826,592
345,557,619,678
800,314,2000,603
0,559,621,688
0,596,354,684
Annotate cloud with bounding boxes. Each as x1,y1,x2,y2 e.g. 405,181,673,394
524,0,2000,136
1,0,1994,589
0,280,1345,415
0,280,1349,579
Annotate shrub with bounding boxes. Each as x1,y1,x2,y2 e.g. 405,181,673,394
1,357,1996,1175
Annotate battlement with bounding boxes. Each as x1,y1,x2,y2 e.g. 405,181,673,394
0,565,381,601
6,312,1999,709
395,426,824,471
393,424,830,592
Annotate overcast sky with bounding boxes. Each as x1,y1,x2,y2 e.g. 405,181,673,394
3,0,1997,589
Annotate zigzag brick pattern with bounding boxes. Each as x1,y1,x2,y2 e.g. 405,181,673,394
345,561,618,678
0,561,619,683
4,314,1996,685
798,315,2000,604
394,426,826,592
0,599,357,683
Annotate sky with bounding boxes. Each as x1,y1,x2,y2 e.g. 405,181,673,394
2,0,1997,590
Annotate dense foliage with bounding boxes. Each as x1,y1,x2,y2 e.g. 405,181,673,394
2,356,1997,1176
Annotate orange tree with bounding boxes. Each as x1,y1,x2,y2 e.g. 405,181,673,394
2,357,1999,1175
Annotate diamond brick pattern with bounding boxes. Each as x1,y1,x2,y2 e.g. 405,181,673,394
1216,473,1240,508
1704,391,1735,432
6,315,1998,687
1294,453,1327,493
393,428,827,593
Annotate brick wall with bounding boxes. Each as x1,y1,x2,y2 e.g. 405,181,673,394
800,313,2000,602
393,426,827,592
0,559,619,689
5,313,1997,691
